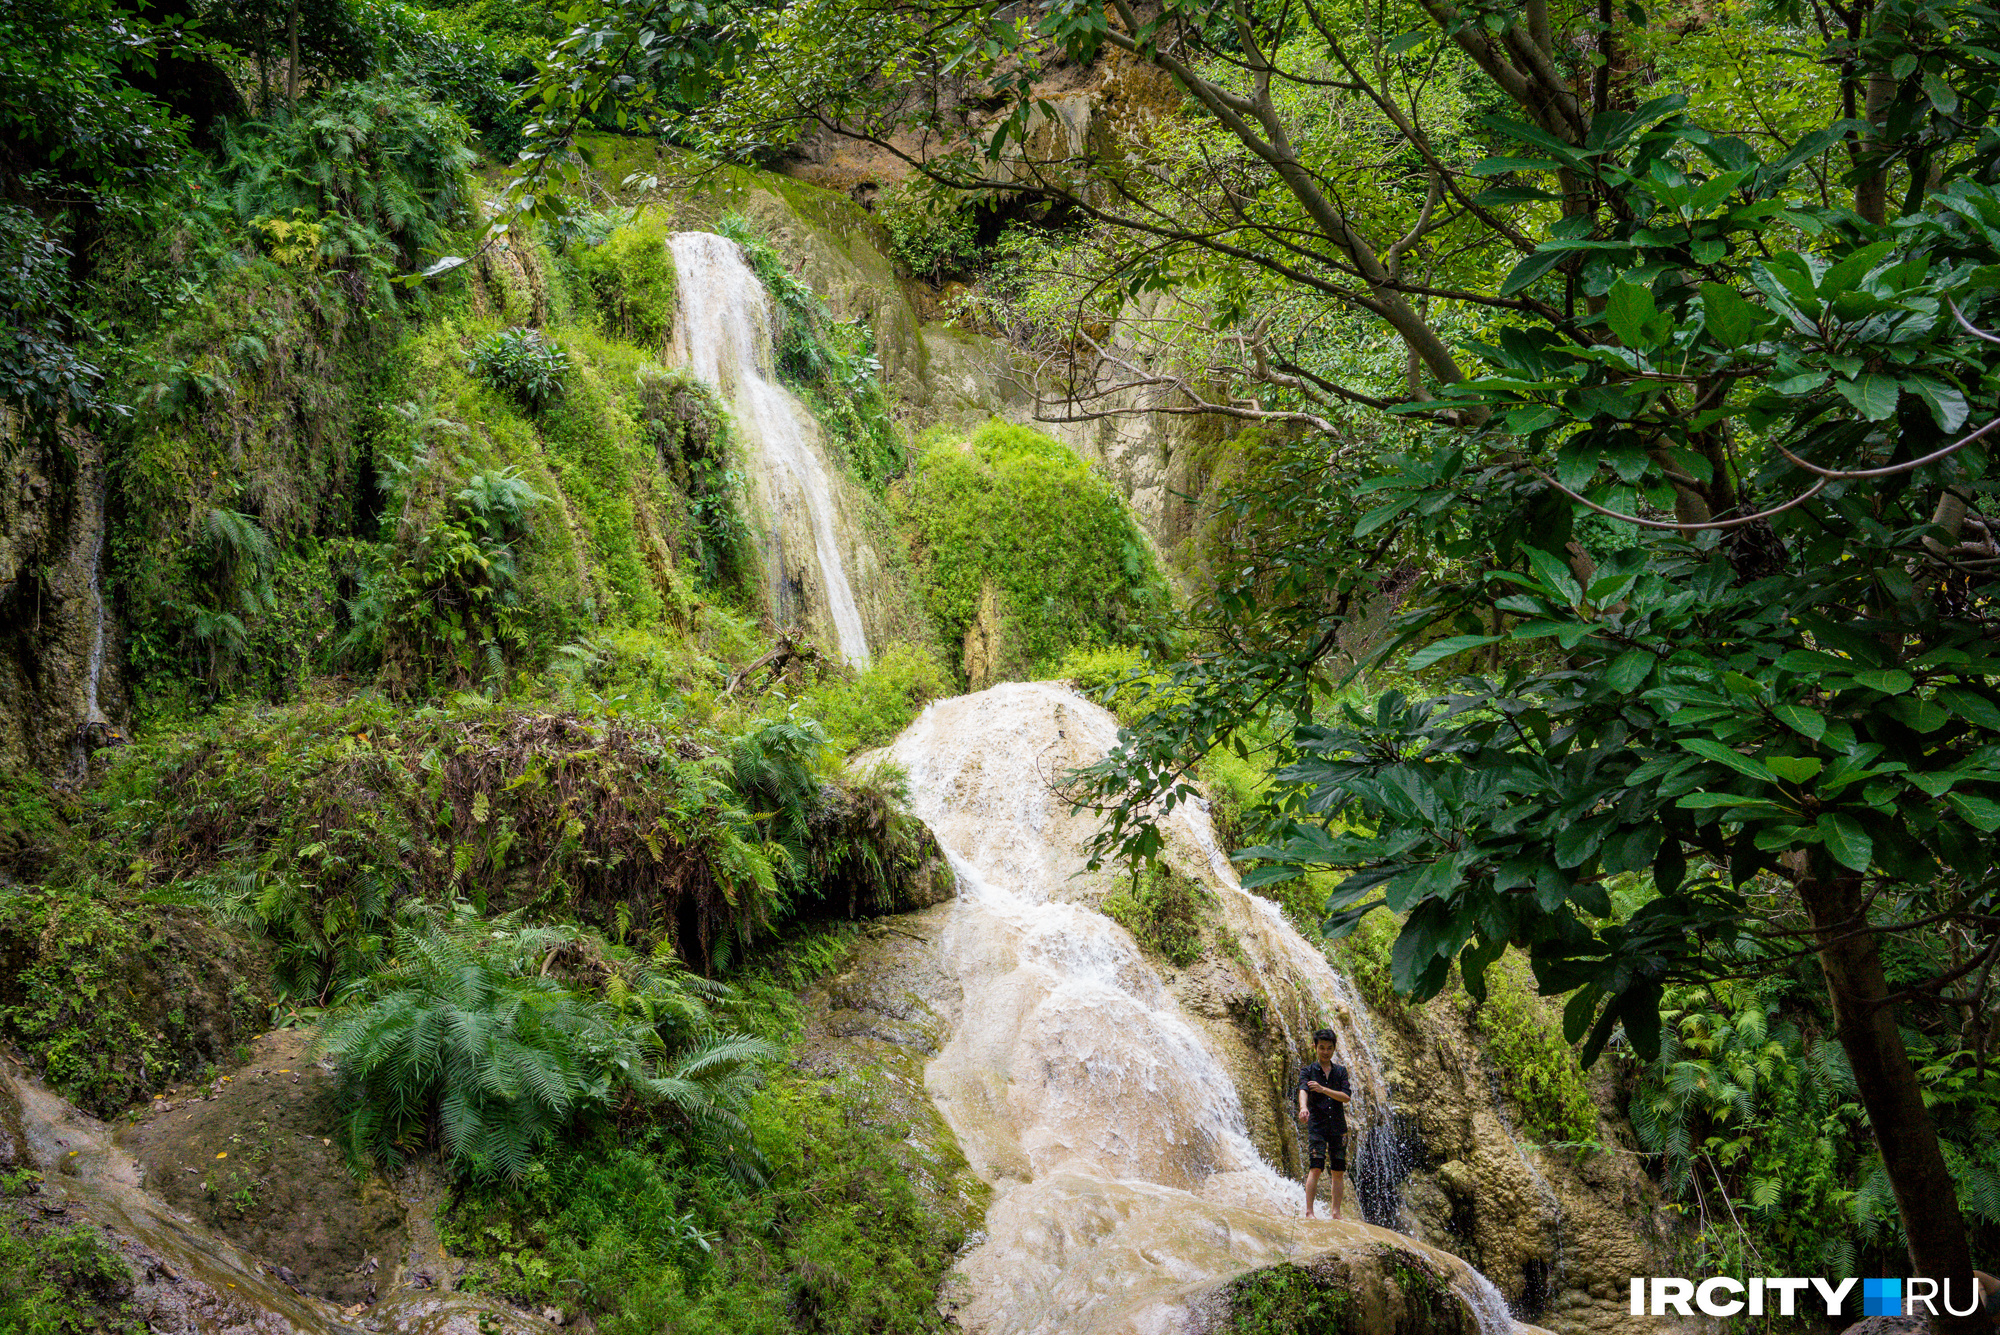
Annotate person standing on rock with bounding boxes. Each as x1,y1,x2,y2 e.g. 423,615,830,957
1297,1027,1352,1221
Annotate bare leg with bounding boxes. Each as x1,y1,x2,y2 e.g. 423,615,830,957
1329,1169,1346,1221
1303,1166,1322,1218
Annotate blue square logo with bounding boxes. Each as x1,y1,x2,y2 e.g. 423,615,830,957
1864,1278,1903,1317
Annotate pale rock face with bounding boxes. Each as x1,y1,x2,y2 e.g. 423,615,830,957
883,682,1531,1335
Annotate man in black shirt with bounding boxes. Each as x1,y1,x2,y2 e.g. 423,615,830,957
1296,1026,1352,1220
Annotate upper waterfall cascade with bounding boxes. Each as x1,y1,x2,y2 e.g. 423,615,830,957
667,231,871,667
885,682,1531,1335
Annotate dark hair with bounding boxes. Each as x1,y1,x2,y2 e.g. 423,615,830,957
1313,1027,1338,1046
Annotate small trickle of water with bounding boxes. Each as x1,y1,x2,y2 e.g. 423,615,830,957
68,474,112,783
666,232,870,667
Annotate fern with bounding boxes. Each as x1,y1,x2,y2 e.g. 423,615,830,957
316,913,773,1180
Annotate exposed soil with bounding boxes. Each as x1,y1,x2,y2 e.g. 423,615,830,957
121,1029,407,1307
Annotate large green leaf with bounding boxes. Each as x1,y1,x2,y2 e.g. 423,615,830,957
1407,635,1505,670
1947,793,2000,834
1771,703,1827,741
1606,279,1670,350
1700,282,1763,348
1678,738,1772,782
1834,373,1900,421
1818,813,1874,871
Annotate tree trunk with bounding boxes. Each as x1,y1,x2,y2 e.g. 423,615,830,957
285,0,302,108
1798,868,1991,1333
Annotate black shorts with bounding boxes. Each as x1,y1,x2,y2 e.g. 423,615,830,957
1306,1121,1346,1172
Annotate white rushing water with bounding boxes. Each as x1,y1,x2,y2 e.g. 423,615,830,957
666,232,870,667
886,682,1523,1335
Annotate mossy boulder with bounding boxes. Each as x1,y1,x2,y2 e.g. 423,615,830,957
1195,1249,1480,1335
126,1029,407,1307
891,419,1168,683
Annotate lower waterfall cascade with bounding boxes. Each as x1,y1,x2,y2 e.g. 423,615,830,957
883,681,1543,1335
666,230,872,667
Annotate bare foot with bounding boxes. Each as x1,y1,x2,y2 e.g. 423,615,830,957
1304,1209,1316,1220
1330,1211,1342,1221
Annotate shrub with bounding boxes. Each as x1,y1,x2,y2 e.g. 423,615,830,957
1102,862,1211,967
468,328,571,412
798,642,951,751
445,1069,982,1335
317,914,772,1179
1466,959,1598,1147
877,183,984,282
574,219,678,348
0,1216,140,1335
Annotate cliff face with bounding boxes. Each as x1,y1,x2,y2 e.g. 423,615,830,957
1349,972,1703,1335
0,426,123,783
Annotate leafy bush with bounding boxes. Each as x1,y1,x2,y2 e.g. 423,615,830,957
216,78,474,277
1465,960,1598,1148
345,458,552,692
318,914,771,1179
573,217,678,348
468,328,571,412
0,1215,140,1335
0,879,269,1114
797,643,951,751
1102,862,1212,968
877,183,984,282
447,1069,981,1335
365,0,531,158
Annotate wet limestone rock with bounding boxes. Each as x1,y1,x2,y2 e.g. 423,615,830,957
1346,971,1696,1335
791,906,991,1283
0,425,127,781
125,1029,407,1307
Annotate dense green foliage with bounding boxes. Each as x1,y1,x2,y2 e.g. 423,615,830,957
0,1212,140,1335
1101,861,1213,968
894,421,1170,677
468,328,573,412
320,914,769,1178
446,1066,980,1333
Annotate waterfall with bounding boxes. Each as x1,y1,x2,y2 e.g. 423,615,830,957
886,682,1526,1335
666,232,871,668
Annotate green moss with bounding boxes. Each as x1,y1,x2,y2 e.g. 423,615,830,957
892,420,1169,680
1465,956,1598,1147
1220,1252,1467,1335
1220,1262,1355,1334
797,642,952,752
1102,862,1214,968
0,881,270,1114
443,1066,984,1335
573,215,679,349
1336,909,1404,1018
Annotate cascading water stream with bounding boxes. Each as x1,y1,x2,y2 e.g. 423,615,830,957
666,232,870,667
886,682,1527,1335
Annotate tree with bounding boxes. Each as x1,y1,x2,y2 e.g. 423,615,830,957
521,0,1999,1318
